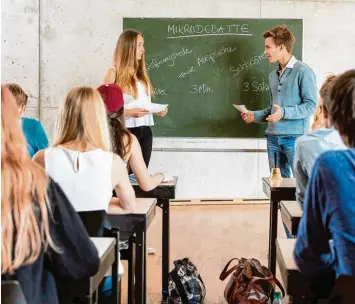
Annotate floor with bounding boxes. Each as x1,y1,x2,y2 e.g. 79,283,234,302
120,203,287,304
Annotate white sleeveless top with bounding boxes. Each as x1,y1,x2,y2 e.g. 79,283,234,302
124,81,154,128
109,66,154,128
45,146,113,212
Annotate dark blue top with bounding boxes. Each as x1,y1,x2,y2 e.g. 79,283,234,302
294,148,355,278
22,117,49,157
2,179,100,304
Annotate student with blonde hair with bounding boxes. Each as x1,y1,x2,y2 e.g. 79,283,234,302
104,29,168,168
5,83,49,157
1,86,100,304
33,86,136,214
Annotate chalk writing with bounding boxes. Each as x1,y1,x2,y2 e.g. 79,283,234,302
197,46,237,67
230,54,266,76
190,84,213,94
243,78,269,92
153,87,168,96
167,23,252,38
147,48,192,71
178,66,197,79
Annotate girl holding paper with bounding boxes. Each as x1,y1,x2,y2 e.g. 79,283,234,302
104,28,168,167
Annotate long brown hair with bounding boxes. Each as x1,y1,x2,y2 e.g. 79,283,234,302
53,87,111,151
113,29,153,99
108,107,132,159
1,86,55,274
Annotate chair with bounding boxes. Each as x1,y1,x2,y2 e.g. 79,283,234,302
328,275,355,304
1,281,28,304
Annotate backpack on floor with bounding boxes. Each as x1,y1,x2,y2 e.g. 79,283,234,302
168,258,206,304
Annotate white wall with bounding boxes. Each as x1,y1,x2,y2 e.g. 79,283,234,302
2,0,355,199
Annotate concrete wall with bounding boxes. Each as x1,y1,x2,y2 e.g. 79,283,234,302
2,0,355,199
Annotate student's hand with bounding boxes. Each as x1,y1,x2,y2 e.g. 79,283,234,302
155,108,168,117
159,171,171,183
266,104,283,123
241,111,255,123
125,108,149,118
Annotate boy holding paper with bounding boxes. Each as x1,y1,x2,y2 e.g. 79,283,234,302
241,25,317,177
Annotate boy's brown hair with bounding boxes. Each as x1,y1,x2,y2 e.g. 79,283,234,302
320,75,337,99
5,83,28,108
263,25,296,53
324,69,355,147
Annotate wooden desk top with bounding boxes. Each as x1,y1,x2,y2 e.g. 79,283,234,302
281,201,303,218
107,198,157,217
276,238,310,296
107,198,157,232
263,177,296,189
262,177,296,201
131,176,178,188
277,238,298,270
91,237,116,261
132,177,178,200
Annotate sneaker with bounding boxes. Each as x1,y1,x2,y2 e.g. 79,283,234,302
148,247,156,254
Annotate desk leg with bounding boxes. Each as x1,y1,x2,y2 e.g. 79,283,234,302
268,199,279,276
135,227,145,304
111,228,119,304
160,199,170,303
128,238,135,304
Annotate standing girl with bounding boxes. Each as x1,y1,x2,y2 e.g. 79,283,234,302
104,28,168,168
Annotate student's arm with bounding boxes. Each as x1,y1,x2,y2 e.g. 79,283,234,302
32,150,45,168
46,179,100,279
103,66,116,84
294,155,335,277
109,154,136,214
34,121,49,153
129,135,164,191
282,69,317,120
253,105,272,122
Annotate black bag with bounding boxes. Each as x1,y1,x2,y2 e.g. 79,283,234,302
168,258,206,304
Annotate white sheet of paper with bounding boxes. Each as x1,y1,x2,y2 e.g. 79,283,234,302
233,104,248,114
146,103,168,114
124,101,168,114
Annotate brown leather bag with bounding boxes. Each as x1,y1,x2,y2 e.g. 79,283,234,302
219,258,285,304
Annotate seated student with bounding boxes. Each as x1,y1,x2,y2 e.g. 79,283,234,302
294,75,346,205
33,86,136,214
5,83,49,157
294,69,355,289
1,86,100,304
98,83,169,191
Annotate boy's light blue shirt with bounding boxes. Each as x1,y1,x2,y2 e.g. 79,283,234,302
294,128,346,204
253,56,317,136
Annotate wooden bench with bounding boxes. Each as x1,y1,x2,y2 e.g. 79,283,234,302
280,200,302,236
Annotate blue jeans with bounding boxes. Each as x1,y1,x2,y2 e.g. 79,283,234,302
266,135,300,178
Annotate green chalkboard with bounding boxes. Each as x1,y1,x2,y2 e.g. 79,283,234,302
123,18,303,138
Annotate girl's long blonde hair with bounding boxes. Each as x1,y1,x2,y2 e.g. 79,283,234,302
113,29,153,99
53,86,111,151
1,86,55,274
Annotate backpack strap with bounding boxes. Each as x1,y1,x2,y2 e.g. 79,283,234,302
219,258,240,281
252,277,286,298
170,269,189,304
